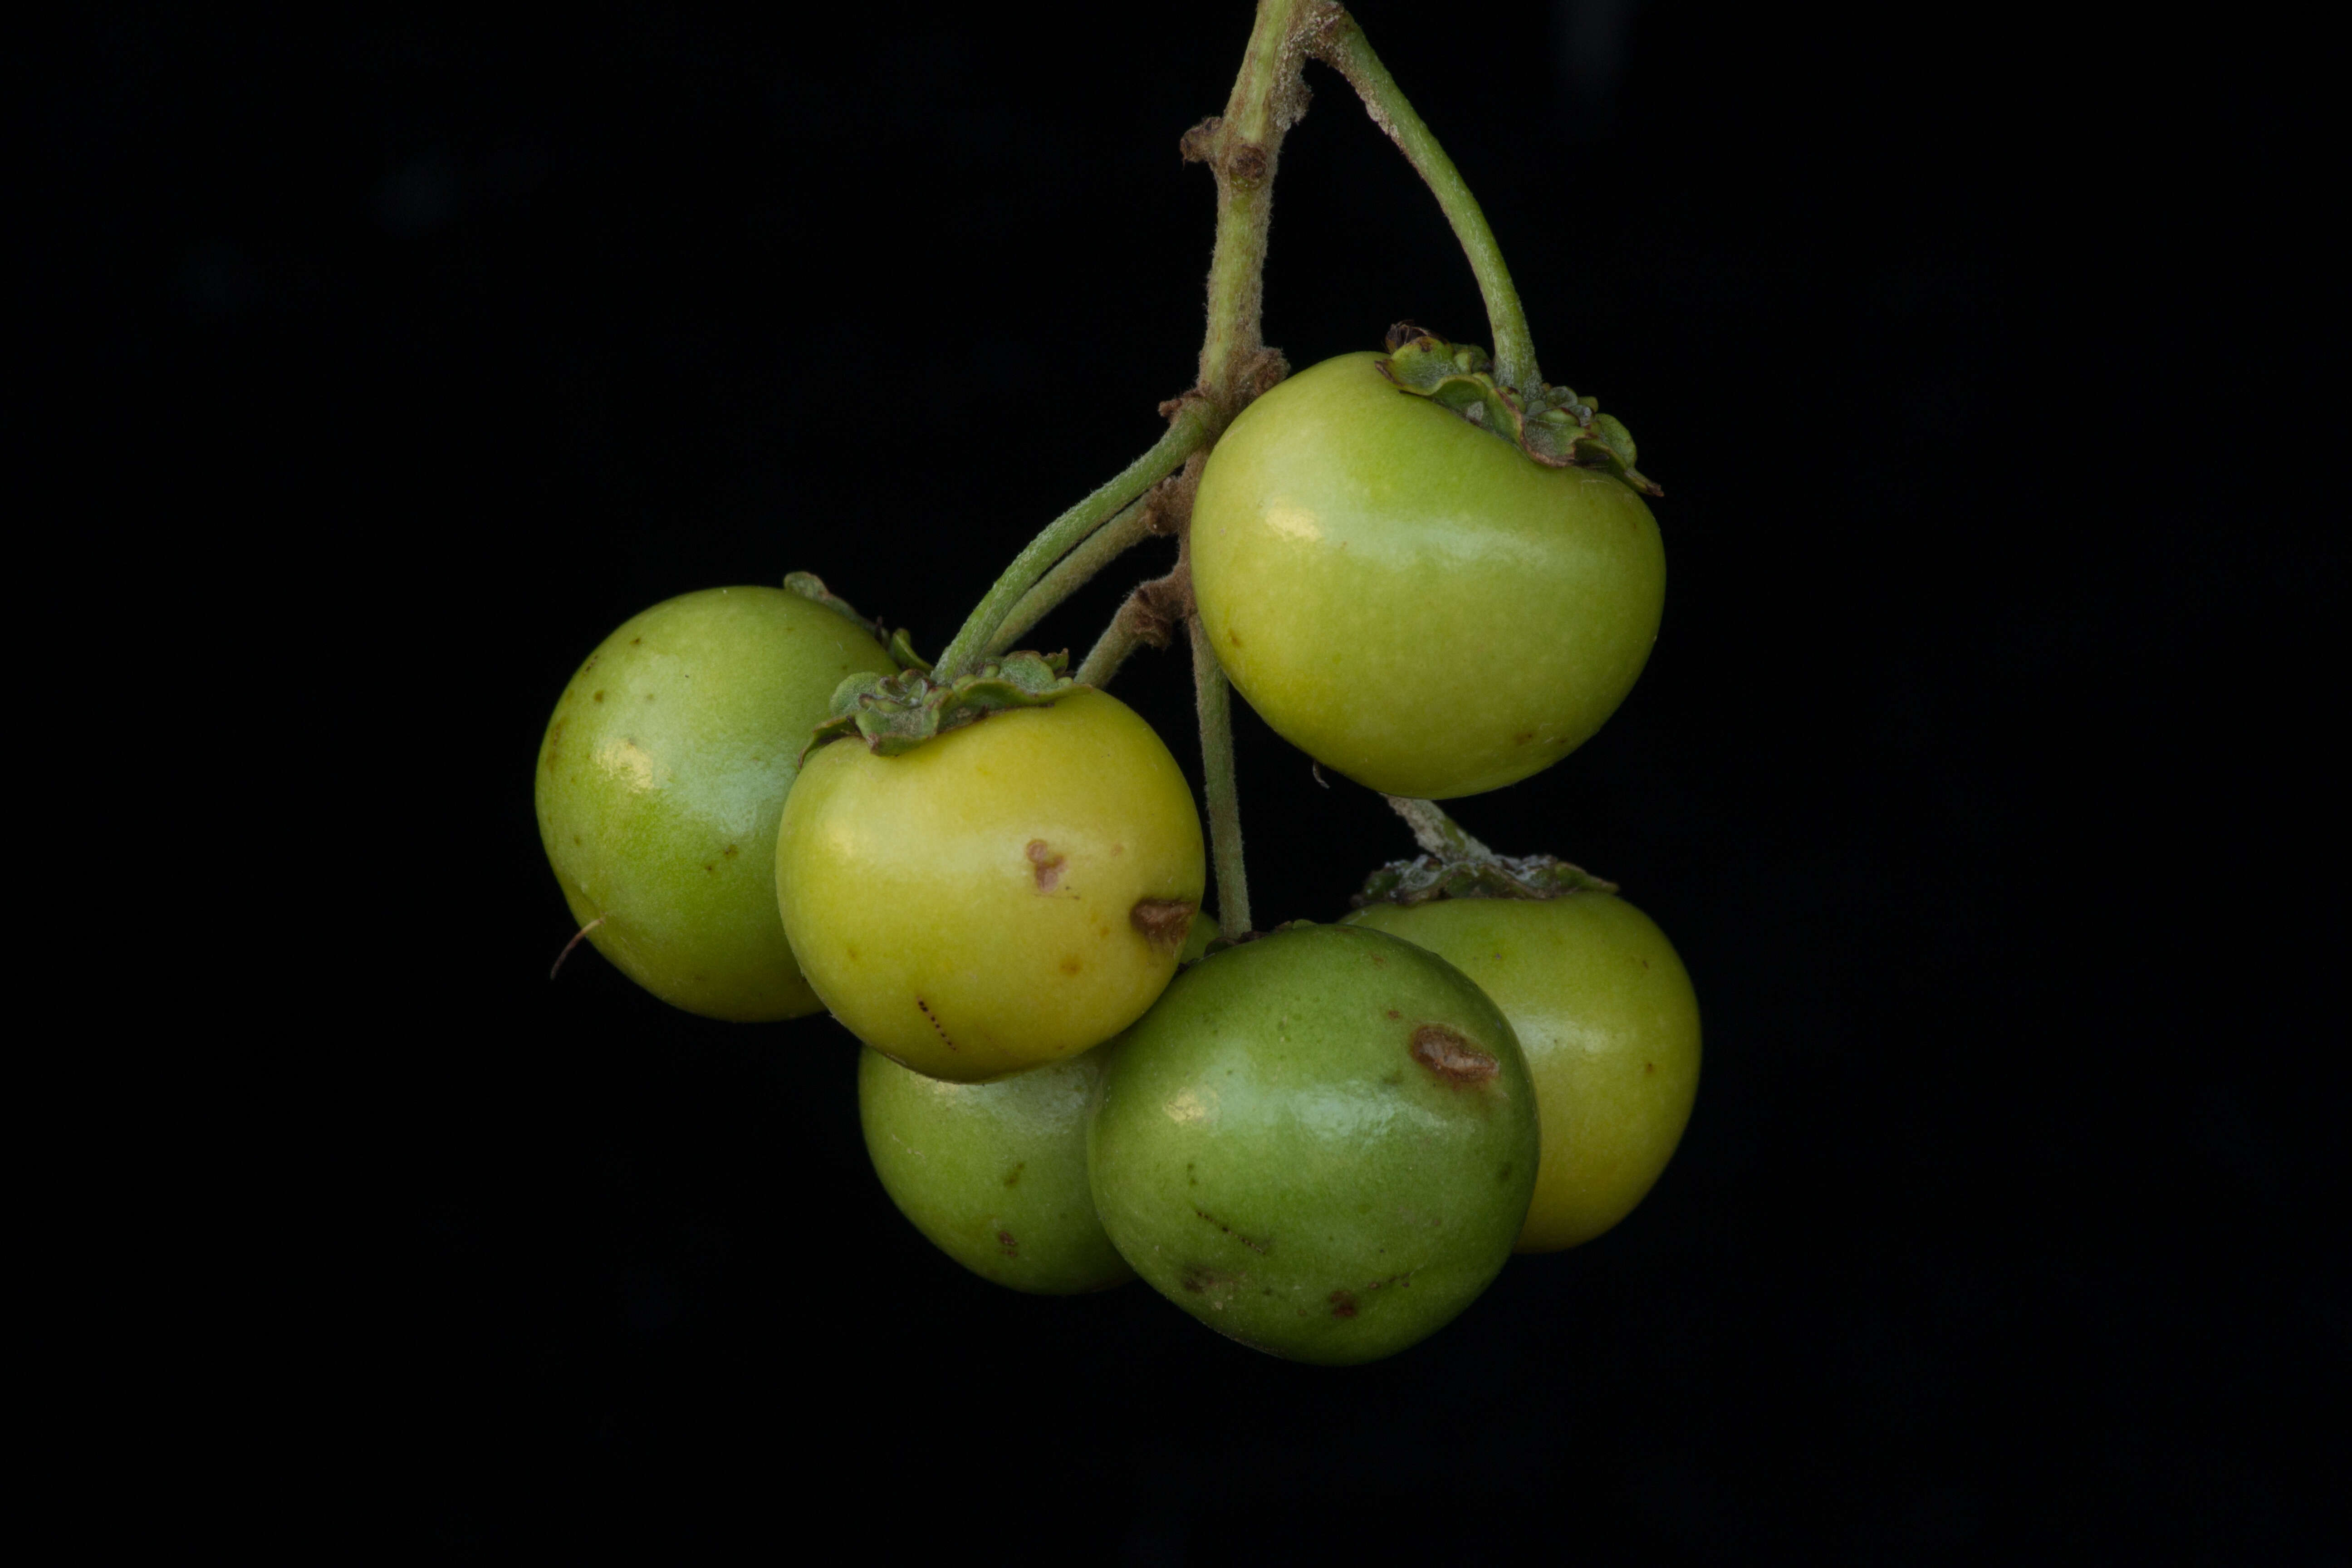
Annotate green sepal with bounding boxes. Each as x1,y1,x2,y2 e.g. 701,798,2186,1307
805,649,1075,758
1377,324,1662,496
1349,852,1619,908
784,571,932,672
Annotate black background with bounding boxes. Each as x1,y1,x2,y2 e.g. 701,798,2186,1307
41,1,2340,1557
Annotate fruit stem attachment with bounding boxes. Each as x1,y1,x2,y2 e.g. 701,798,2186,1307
934,400,1213,681
1385,796,1494,862
1312,17,1540,393
1191,613,1252,939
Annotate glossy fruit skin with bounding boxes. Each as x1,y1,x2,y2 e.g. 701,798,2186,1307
536,586,898,1021
1190,352,1666,799
1088,922,1539,1364
859,1046,1133,1294
776,687,1205,1083
1347,894,1699,1251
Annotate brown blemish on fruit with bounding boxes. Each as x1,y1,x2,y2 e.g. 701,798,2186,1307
1227,630,1243,648
1328,1289,1358,1319
916,998,957,1052
1514,730,1534,745
1026,839,1066,891
997,1229,1018,1257
1644,1061,1656,1074
703,862,716,873
1059,955,1083,975
592,690,605,702
1193,1206,1270,1254
1411,1024,1499,1085
1385,1009,1401,1019
1130,898,1196,954
723,845,738,858
629,637,641,645
1003,1162,1025,1188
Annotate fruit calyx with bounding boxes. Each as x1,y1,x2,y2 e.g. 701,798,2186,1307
1351,852,1618,909
808,650,1076,757
1376,323,1661,496
784,571,931,672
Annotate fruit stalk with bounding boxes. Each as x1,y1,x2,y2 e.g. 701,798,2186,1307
1311,18,1540,393
985,492,1156,657
932,400,1213,681
1191,612,1253,938
1195,0,1322,412
1385,794,1494,862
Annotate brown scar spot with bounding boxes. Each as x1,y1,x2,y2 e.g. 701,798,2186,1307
703,862,716,873
1026,839,1066,891
629,637,641,645
1059,955,1082,975
1385,1009,1401,1019
916,998,957,1052
591,690,605,703
1328,1289,1358,1318
723,845,738,858
1411,1024,1499,1085
1129,898,1196,954
1514,730,1535,744
997,1229,1018,1256
1003,1162,1024,1188
1644,1061,1656,1074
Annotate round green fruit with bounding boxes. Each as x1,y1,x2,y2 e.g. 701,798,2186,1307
535,584,897,1021
1347,892,1699,1251
1190,352,1666,799
776,687,1206,1083
1088,922,1539,1364
859,1046,1133,1294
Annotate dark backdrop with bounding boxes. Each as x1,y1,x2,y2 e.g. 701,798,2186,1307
41,1,2338,1558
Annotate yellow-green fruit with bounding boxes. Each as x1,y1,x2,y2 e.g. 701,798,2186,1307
1346,894,1699,1250
777,688,1206,1082
1190,352,1666,799
535,585,898,1020
859,1046,1133,1294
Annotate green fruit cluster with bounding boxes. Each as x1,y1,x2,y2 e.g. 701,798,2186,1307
534,350,1698,1363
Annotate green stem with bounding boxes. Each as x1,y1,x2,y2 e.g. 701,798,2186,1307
1076,612,1143,691
1196,0,1318,410
1384,795,1494,861
986,494,1157,657
1314,19,1540,392
933,403,1211,681
1191,614,1251,939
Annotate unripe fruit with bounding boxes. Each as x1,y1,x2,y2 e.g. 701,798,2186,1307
1348,893,1700,1250
1089,923,1539,1363
535,585,897,1020
859,1046,1133,1294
